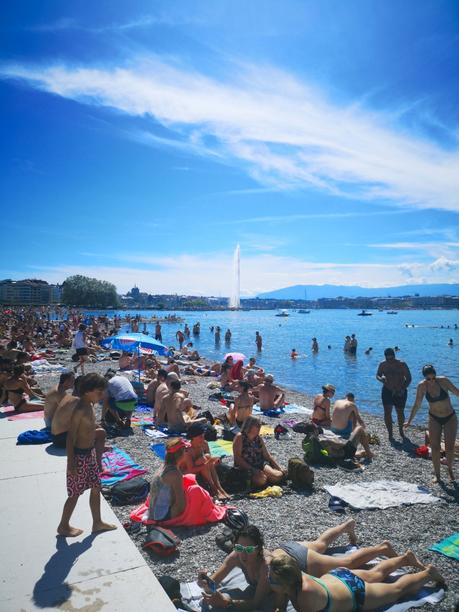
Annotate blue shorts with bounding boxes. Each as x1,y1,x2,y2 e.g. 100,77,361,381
331,421,353,439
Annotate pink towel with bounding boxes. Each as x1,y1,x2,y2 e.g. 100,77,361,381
130,474,228,527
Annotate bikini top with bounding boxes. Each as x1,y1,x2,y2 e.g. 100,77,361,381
426,384,448,404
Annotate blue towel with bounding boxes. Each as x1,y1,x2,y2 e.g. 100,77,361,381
17,429,53,445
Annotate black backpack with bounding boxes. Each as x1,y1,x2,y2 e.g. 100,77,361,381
143,527,180,557
204,424,218,441
111,477,150,505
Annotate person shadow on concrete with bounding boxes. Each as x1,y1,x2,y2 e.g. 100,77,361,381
33,534,96,608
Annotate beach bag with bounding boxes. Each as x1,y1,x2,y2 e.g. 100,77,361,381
111,477,150,505
197,410,215,424
293,421,322,435
157,576,195,611
204,424,218,441
143,527,180,557
216,464,250,493
288,458,314,489
222,426,238,441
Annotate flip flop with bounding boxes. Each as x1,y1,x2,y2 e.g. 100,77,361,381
328,496,347,514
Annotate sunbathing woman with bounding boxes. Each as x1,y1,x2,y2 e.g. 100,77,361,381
268,548,443,612
148,438,187,522
228,380,255,427
4,364,45,412
233,416,285,488
199,522,404,611
405,364,459,482
311,384,335,427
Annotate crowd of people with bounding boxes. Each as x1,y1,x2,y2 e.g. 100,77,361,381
0,306,455,610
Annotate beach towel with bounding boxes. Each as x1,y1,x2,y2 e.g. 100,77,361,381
131,414,154,426
135,404,153,413
254,403,312,416
179,564,444,612
143,427,168,440
208,439,234,458
430,533,459,561
150,443,167,460
100,445,148,487
17,429,52,445
130,474,227,527
3,408,45,421
324,480,440,510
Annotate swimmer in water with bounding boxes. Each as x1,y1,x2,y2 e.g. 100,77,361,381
365,347,373,355
448,338,454,347
291,348,299,359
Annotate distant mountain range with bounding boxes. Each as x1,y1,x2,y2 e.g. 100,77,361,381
257,284,459,300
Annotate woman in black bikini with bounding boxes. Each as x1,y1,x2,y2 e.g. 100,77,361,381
4,365,45,413
405,364,459,482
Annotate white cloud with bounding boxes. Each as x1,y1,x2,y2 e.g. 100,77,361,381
2,57,459,211
25,250,459,295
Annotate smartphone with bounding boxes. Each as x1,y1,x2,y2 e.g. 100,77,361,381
203,576,217,593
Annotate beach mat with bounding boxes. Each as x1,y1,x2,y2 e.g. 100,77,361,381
324,480,440,510
430,533,459,561
0,405,45,421
179,563,444,612
254,403,312,416
100,445,148,487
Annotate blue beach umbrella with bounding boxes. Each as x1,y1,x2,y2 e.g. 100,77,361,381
100,333,170,381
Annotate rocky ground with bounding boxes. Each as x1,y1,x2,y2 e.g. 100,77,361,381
37,352,459,611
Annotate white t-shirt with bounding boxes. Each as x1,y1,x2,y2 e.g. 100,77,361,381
107,376,137,401
73,330,86,349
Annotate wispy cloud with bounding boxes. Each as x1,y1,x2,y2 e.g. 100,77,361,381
25,250,459,296
219,209,412,226
2,56,459,211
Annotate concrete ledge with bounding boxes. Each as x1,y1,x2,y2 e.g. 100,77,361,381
0,418,175,611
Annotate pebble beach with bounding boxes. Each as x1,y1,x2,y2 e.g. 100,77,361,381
38,351,459,611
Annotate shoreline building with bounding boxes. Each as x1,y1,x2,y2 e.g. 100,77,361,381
0,279,62,305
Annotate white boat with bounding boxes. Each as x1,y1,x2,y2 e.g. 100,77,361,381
298,309,310,314
275,309,289,317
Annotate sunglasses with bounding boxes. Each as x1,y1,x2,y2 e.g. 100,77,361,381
234,543,257,554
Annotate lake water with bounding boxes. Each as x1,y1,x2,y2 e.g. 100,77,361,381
86,308,459,422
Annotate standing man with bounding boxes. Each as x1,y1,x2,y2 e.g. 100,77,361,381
175,329,185,349
376,348,412,440
349,334,358,355
73,323,88,375
155,322,162,343
255,331,263,352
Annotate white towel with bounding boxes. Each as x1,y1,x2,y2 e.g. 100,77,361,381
325,480,440,510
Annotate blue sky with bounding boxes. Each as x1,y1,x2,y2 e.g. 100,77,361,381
1,0,459,295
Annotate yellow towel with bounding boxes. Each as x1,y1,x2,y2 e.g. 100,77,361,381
260,425,274,436
250,486,283,499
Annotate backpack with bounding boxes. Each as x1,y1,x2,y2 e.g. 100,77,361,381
216,464,250,493
157,576,194,610
143,527,180,557
111,477,150,505
302,435,330,465
288,458,314,489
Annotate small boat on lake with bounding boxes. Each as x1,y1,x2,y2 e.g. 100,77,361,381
275,309,289,317
298,309,310,314
387,311,398,314
357,310,372,316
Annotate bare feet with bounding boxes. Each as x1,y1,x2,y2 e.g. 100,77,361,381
427,564,445,586
432,474,442,484
381,540,398,558
404,550,425,570
344,519,357,545
92,521,117,533
57,525,83,537
448,468,455,482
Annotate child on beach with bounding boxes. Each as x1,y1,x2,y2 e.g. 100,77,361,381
57,373,116,537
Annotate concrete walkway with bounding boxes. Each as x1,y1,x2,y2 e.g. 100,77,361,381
0,417,175,611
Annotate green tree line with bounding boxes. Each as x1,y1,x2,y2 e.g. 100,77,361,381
62,275,119,307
